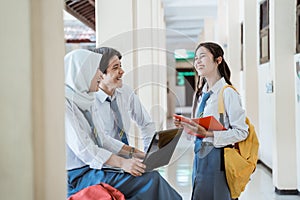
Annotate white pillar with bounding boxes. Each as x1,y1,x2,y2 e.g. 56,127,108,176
150,0,167,130
243,0,259,131
216,0,228,47
135,0,167,130
96,0,135,86
0,0,66,199
0,2,34,199
96,0,137,145
95,0,166,148
270,0,297,191
203,18,216,42
226,0,241,91
31,1,66,199
295,54,300,191
256,0,274,168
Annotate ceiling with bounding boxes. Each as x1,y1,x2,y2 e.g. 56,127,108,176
64,0,95,30
64,0,218,51
162,0,218,51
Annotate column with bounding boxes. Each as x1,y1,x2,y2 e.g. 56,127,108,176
203,18,216,43
0,0,66,199
151,0,168,130
95,0,166,148
96,0,137,146
226,0,242,91
31,0,66,199
216,0,228,47
243,0,259,132
96,0,135,86
270,0,297,192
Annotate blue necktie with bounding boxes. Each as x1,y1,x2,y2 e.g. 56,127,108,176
106,97,129,145
193,91,212,185
194,92,212,150
196,92,211,118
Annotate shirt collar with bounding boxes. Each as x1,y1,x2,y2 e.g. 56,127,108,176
95,87,124,103
96,89,110,103
202,77,227,95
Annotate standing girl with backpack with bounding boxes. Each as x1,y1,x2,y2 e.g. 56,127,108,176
174,42,249,200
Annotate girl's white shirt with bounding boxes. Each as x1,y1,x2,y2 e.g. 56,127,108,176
194,78,249,147
64,49,123,170
65,100,124,170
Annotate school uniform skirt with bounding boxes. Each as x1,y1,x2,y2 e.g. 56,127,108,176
67,166,182,200
192,141,231,200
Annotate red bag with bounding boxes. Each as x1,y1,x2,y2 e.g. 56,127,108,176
68,183,125,200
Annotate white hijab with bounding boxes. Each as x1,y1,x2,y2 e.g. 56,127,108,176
64,49,102,111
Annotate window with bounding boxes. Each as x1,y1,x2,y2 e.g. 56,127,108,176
176,68,196,106
259,0,270,64
240,23,244,71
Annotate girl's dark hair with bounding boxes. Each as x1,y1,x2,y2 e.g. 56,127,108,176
90,47,122,73
194,42,232,99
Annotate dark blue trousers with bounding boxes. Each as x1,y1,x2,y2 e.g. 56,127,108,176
68,166,182,200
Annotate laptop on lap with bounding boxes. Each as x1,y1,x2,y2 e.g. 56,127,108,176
143,128,183,171
102,128,183,172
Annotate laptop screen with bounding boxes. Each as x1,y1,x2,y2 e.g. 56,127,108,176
143,128,183,171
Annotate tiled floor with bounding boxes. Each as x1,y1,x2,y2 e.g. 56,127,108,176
159,127,300,200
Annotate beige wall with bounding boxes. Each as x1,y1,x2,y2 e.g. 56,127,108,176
0,1,33,199
0,0,66,199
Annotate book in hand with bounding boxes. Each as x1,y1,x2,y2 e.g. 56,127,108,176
173,114,227,131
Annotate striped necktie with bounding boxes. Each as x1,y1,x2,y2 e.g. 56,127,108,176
106,97,129,145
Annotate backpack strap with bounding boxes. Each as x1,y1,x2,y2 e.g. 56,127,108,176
218,85,239,125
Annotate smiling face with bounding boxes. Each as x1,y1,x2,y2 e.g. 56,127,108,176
194,46,221,78
99,55,124,94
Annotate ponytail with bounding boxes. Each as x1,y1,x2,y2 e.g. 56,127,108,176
218,59,232,85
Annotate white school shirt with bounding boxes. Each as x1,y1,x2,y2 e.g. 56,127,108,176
65,99,124,170
93,84,156,151
195,78,249,147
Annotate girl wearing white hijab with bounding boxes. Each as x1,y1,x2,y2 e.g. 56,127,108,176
65,49,182,199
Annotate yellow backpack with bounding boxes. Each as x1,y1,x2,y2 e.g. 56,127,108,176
218,85,259,199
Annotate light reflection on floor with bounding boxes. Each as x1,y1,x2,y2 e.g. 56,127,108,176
158,131,194,200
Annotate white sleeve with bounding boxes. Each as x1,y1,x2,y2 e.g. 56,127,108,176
213,88,249,147
128,90,156,151
97,130,124,153
91,105,124,153
65,104,119,169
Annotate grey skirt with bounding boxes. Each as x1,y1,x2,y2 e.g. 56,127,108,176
192,142,231,200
